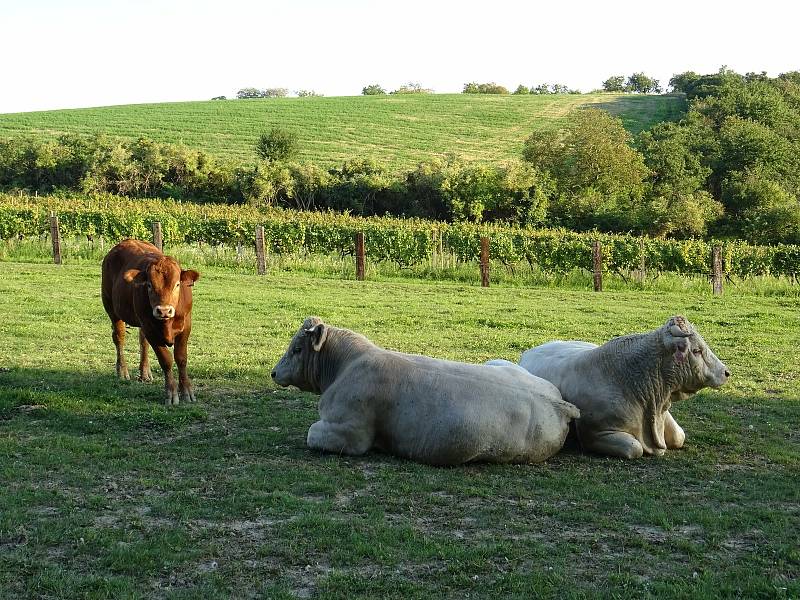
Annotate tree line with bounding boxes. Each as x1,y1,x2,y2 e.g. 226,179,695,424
1,68,798,245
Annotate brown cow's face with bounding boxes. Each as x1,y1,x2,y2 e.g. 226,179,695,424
124,257,199,321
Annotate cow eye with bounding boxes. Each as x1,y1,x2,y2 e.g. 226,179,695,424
292,346,302,354
692,348,702,356
175,282,180,288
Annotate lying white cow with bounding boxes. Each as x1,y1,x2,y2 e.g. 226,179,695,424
518,316,730,459
272,317,580,466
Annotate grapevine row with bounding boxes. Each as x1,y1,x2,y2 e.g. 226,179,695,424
1,193,799,278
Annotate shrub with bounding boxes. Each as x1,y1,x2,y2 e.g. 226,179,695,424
255,128,299,163
361,84,386,95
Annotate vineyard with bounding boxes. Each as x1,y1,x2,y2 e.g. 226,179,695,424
2,193,800,279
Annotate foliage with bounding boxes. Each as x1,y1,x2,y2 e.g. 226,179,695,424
529,83,581,95
391,83,433,94
2,193,799,277
296,90,323,97
236,87,263,99
255,128,299,163
512,85,529,95
523,109,648,230
625,72,662,94
361,84,386,95
462,82,509,94
602,76,626,92
211,96,227,101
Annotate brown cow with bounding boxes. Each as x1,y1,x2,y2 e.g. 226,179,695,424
101,239,200,405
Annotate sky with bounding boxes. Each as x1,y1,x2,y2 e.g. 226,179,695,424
1,0,798,114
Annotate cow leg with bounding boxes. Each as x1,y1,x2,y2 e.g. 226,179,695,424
138,329,153,382
579,428,644,459
111,320,130,380
174,331,195,403
663,411,686,449
152,344,178,406
307,420,372,456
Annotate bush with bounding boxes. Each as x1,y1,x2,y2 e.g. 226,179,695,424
255,128,299,163
361,84,386,95
462,82,509,94
391,83,433,94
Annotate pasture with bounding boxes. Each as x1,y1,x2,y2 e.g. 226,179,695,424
0,260,797,599
0,94,684,169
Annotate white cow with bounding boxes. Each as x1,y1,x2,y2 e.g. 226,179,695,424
272,317,580,466
518,316,730,459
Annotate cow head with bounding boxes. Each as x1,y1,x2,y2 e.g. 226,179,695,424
661,315,730,391
123,256,200,321
272,316,328,392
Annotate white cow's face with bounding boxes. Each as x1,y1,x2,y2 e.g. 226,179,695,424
662,316,730,392
271,317,328,392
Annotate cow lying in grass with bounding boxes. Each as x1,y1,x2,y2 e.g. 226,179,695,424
518,316,730,459
101,239,200,405
272,317,580,466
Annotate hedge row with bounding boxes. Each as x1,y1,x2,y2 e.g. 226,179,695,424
2,193,799,278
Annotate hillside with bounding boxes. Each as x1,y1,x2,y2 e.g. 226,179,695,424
0,93,683,169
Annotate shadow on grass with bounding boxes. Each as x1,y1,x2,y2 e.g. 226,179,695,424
588,93,687,134
0,366,274,437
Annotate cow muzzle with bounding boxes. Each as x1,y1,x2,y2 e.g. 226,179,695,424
153,305,176,320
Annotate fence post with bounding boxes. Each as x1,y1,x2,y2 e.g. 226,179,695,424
355,232,366,281
712,245,723,296
480,237,490,287
49,212,62,265
255,225,266,275
592,240,602,292
152,221,163,252
637,237,646,283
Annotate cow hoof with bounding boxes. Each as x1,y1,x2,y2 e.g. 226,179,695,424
117,367,130,380
164,390,180,406
180,389,196,403
138,370,153,383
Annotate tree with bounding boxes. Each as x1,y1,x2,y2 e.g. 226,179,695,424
296,90,323,97
211,96,227,101
262,88,288,98
391,82,433,94
462,82,509,94
625,73,661,94
668,71,700,93
236,88,263,99
362,84,386,95
523,109,648,229
512,85,530,95
255,128,298,163
602,76,626,92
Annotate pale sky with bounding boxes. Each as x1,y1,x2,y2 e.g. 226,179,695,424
1,0,798,114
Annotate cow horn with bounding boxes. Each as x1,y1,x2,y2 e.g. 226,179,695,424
669,317,693,337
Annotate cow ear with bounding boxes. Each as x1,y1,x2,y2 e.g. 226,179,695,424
181,269,200,287
305,323,328,352
123,269,147,286
673,338,689,363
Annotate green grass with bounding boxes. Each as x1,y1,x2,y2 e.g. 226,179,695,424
0,93,684,169
0,260,797,599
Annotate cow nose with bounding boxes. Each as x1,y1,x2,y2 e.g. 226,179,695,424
154,305,175,319
724,370,731,378
271,370,277,379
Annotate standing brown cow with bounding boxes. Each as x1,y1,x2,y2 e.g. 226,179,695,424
101,239,200,405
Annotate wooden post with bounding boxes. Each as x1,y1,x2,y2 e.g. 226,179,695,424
49,212,62,265
637,237,646,283
712,245,723,296
255,226,266,275
480,236,490,287
152,221,163,252
355,232,366,281
236,242,243,264
592,240,602,292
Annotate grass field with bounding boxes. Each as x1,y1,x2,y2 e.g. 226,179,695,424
0,94,684,169
0,260,797,599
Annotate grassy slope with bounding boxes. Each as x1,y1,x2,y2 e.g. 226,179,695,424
0,261,797,599
0,94,684,169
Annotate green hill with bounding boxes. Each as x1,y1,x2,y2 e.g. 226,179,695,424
0,93,683,169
